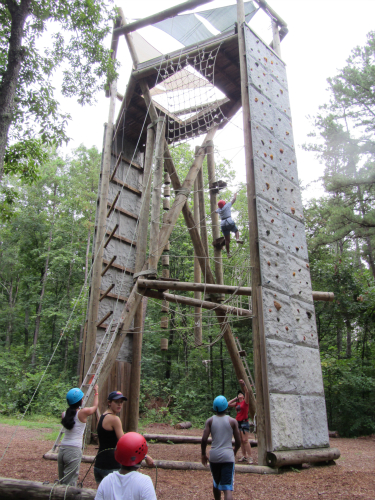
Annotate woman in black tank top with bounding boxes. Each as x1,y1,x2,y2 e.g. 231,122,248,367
94,391,127,484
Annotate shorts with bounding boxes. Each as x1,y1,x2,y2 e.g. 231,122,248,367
209,462,235,491
237,420,250,433
221,222,238,237
94,467,121,484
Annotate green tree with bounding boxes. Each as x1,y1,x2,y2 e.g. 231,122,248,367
0,0,117,182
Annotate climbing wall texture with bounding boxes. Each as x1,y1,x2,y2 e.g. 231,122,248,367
245,26,329,451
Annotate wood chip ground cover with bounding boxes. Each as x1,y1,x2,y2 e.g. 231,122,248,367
0,422,374,499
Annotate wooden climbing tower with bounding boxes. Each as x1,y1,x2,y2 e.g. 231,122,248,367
78,0,340,469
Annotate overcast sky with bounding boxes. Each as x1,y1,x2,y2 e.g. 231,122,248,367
58,0,375,201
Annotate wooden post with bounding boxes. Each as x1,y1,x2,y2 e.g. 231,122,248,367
149,118,166,272
194,174,202,345
206,140,224,301
197,152,209,258
272,20,281,57
84,77,117,379
237,0,267,465
126,124,155,432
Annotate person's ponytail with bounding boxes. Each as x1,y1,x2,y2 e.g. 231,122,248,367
61,400,81,430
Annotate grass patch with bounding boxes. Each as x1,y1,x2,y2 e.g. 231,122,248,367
39,429,61,442
0,414,60,430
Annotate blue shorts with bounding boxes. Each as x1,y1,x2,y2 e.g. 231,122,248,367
94,467,120,484
209,462,235,491
221,222,238,236
238,420,250,433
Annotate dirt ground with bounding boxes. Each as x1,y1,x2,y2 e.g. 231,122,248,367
0,422,374,499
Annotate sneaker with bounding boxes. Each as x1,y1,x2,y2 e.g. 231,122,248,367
238,456,248,463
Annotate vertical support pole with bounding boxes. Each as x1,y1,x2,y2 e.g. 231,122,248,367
194,175,202,345
237,0,267,465
126,124,155,432
149,117,166,272
197,153,209,258
84,78,118,377
206,140,225,302
272,20,281,57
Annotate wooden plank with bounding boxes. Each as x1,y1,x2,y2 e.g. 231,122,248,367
138,279,253,296
99,290,128,302
96,310,113,327
110,151,143,172
99,283,115,301
110,152,123,182
101,256,116,276
102,258,134,275
107,191,120,218
107,202,138,221
113,0,213,37
105,228,136,247
104,223,119,248
111,176,142,196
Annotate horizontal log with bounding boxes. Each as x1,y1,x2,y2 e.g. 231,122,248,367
143,433,257,447
138,280,335,302
142,460,277,474
44,451,95,463
0,476,96,499
266,447,341,468
329,430,340,438
113,0,213,36
143,289,252,317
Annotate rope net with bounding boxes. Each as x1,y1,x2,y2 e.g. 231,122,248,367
150,45,227,144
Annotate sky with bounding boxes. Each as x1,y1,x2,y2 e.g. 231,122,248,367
58,0,375,202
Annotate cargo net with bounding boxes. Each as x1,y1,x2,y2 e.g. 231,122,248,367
151,44,227,144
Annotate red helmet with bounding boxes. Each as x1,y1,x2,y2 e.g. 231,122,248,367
218,200,226,209
114,432,148,466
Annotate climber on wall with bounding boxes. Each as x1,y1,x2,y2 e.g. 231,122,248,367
216,193,243,258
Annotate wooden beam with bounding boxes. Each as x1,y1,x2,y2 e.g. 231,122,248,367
138,279,252,296
101,256,116,276
144,290,252,317
194,174,202,345
99,290,128,302
107,191,120,218
102,258,134,275
99,283,115,301
111,177,142,196
107,202,138,221
96,310,113,328
110,152,122,182
113,0,213,37
237,0,266,464
104,223,119,248
253,0,288,29
110,151,143,171
105,228,137,247
143,433,257,446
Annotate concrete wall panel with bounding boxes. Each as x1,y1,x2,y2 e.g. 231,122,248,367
269,394,303,450
259,243,289,294
257,197,284,244
280,182,304,223
262,288,293,343
295,345,324,397
287,255,313,303
282,215,308,260
254,157,281,207
266,339,298,394
291,298,318,348
300,396,330,448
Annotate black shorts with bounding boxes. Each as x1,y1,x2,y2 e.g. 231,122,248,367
209,462,235,491
221,222,238,236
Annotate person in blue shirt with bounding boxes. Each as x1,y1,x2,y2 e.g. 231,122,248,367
216,193,243,258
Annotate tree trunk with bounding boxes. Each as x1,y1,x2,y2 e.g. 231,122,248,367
6,275,19,349
336,324,342,359
165,308,175,379
220,339,225,395
0,0,31,180
24,305,29,347
31,183,57,365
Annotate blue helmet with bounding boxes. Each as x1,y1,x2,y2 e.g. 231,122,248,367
213,395,228,413
66,388,84,406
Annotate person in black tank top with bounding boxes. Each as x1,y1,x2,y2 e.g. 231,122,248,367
94,391,127,484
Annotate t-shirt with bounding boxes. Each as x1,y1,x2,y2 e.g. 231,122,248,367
216,202,234,227
235,400,249,422
95,471,157,500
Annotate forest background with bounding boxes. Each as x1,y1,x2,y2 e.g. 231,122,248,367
1,2,375,439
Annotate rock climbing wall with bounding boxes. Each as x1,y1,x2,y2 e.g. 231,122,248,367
245,26,329,451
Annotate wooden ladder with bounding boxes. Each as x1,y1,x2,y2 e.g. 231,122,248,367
52,318,121,452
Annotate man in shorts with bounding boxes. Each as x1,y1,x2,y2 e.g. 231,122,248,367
201,395,241,500
216,193,243,258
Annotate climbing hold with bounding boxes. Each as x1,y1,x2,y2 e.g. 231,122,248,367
274,301,281,311
303,336,306,341
293,272,296,276
285,326,289,331
280,148,284,154
264,57,268,62
266,182,270,190
261,139,265,145
255,97,258,102
291,207,295,214
296,247,299,251
270,155,274,160
286,131,290,136
266,230,270,236
271,219,274,223
267,261,271,266
306,312,312,319
264,153,267,157
306,263,310,268
276,240,279,244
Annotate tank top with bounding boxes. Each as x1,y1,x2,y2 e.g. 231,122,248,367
236,400,249,422
95,413,121,470
209,415,235,463
61,410,86,448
